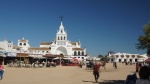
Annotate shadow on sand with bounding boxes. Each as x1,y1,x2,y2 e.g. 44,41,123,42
83,80,125,84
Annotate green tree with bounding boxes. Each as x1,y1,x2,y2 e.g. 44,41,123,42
98,54,103,58
136,21,150,57
98,54,108,62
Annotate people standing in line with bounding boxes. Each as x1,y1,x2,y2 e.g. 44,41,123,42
136,66,150,84
93,61,102,83
0,62,4,80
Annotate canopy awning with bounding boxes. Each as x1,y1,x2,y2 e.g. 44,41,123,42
7,52,17,57
63,58,72,60
145,58,150,62
43,54,64,58
0,54,6,57
29,54,45,59
16,53,28,57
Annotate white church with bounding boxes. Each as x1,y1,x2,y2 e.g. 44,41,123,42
40,20,86,56
16,18,87,61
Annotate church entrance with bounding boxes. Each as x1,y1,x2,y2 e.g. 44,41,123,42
55,47,67,55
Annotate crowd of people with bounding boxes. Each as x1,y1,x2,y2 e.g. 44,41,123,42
85,60,150,83
1,59,150,83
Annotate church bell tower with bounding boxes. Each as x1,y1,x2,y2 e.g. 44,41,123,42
56,16,67,45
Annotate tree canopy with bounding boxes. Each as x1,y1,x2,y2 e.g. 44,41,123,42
98,54,103,58
98,54,108,62
136,21,150,56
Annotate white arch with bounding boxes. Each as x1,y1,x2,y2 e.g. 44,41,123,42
55,46,67,55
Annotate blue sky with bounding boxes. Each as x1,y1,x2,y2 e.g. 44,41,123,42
0,0,150,56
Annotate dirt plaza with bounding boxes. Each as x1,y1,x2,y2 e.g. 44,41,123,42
0,63,136,84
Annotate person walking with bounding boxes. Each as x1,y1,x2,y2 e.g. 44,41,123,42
113,61,117,69
0,62,4,80
102,61,106,70
93,61,101,82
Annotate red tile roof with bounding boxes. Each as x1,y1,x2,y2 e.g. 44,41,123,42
19,39,27,42
70,42,76,45
40,42,52,45
72,48,84,50
0,47,4,50
28,47,50,50
43,54,64,58
13,45,21,49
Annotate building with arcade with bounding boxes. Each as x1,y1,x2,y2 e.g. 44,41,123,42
0,18,88,65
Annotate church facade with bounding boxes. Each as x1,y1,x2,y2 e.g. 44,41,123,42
17,20,87,60
40,21,86,56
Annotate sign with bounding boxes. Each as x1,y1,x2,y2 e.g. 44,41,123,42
7,52,17,57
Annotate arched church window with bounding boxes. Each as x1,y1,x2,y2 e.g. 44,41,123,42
61,36,62,40
64,36,65,40
24,43,26,46
82,51,84,55
19,43,22,46
58,36,59,40
61,30,63,33
74,51,77,56
78,51,80,55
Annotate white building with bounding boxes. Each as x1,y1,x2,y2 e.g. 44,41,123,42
0,39,16,57
40,21,86,56
108,52,148,63
0,39,13,52
17,37,30,53
0,19,88,64
16,19,87,60
0,39,14,64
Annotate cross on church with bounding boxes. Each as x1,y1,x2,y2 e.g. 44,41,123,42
60,16,63,21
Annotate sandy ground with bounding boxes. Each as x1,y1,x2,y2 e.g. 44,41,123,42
0,63,137,84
